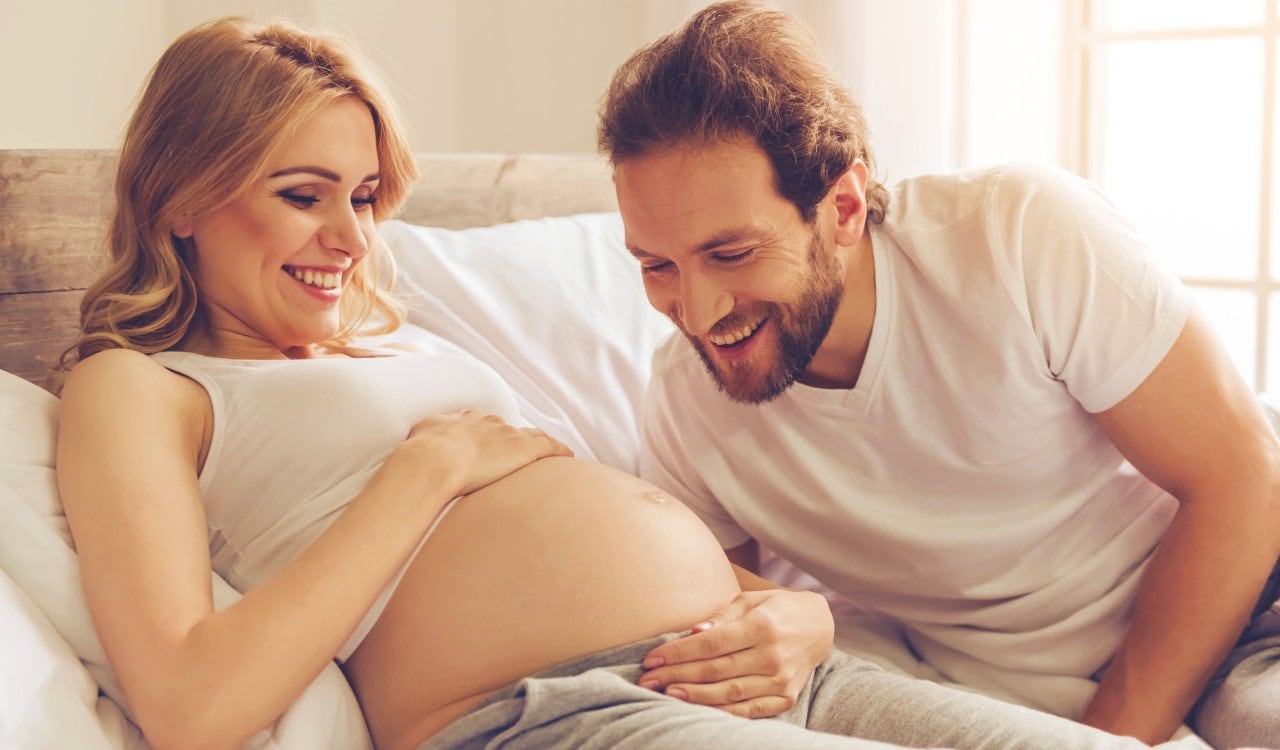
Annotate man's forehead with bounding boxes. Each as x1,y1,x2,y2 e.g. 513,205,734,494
614,140,797,256
617,159,775,225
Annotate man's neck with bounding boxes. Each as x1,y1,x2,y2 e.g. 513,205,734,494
797,231,876,390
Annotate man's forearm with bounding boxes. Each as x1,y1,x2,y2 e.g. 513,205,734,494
1082,493,1279,742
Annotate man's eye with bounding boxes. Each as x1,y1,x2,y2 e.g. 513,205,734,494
715,249,755,264
277,191,319,208
640,261,674,275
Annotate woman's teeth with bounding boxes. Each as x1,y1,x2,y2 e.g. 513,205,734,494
289,268,340,290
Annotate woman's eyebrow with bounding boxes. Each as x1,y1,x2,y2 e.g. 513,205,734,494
268,166,380,183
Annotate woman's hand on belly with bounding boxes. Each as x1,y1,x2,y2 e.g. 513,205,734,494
380,411,573,514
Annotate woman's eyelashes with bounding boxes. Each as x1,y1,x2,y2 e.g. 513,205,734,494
275,189,378,211
277,190,319,208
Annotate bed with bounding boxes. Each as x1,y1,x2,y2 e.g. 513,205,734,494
0,150,1214,748
0,148,679,748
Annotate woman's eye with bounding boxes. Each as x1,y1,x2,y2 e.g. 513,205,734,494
352,195,378,211
640,261,673,275
278,191,318,208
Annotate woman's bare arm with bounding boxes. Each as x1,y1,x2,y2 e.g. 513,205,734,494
58,349,568,750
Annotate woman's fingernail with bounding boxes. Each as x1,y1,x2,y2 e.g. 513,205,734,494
642,656,664,668
693,621,713,631
639,679,659,690
666,687,687,700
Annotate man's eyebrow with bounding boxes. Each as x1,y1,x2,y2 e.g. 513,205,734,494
696,227,765,253
268,166,380,183
628,226,766,259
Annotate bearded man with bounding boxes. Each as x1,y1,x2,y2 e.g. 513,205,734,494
598,3,1280,747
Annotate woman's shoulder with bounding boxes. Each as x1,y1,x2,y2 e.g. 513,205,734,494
67,346,167,377
62,348,200,411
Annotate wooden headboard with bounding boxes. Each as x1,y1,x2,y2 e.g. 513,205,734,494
0,150,618,387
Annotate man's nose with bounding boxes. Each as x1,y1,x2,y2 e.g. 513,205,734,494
676,272,733,336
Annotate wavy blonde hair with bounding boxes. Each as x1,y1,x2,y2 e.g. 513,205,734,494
54,17,417,389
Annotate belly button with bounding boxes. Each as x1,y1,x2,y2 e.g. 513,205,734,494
641,490,671,504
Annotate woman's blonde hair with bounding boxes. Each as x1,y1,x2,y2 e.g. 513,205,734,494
55,16,417,386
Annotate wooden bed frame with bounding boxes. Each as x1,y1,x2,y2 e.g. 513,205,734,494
0,150,618,388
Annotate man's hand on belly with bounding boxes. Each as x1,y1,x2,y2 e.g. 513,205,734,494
635,589,834,718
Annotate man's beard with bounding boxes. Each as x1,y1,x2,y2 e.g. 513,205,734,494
687,227,844,404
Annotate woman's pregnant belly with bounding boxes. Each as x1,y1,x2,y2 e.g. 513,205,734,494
341,456,741,749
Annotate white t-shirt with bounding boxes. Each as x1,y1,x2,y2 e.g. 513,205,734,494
639,163,1192,716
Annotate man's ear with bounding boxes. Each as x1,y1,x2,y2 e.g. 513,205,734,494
829,160,869,247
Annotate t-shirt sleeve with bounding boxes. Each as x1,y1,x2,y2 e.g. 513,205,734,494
638,347,753,549
990,163,1191,413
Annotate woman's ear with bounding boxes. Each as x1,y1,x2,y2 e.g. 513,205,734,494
830,160,869,247
171,209,196,239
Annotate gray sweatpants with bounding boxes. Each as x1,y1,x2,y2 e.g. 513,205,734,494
422,634,1210,750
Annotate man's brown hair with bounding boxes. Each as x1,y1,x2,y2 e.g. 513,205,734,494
598,0,888,225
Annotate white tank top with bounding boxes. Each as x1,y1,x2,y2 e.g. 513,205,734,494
151,349,522,660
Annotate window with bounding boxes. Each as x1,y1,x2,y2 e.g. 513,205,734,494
1076,0,1278,391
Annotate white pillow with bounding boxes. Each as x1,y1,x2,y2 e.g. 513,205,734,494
0,565,136,750
382,213,675,473
0,370,370,749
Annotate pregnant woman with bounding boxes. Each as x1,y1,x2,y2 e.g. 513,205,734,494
55,17,1209,750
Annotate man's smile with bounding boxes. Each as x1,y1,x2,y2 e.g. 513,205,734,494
708,315,766,347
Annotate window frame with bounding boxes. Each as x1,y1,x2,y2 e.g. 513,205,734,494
1069,0,1279,392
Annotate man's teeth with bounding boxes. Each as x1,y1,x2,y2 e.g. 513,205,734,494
290,268,341,290
709,318,764,346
